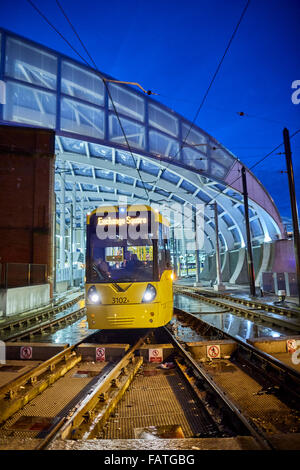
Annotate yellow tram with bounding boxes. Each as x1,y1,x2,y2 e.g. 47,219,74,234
85,205,173,329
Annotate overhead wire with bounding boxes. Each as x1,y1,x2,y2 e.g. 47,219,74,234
149,0,251,192
26,0,153,203
25,0,299,226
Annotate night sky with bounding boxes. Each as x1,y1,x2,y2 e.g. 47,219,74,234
1,0,300,227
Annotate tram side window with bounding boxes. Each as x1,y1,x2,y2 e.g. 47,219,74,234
158,224,171,277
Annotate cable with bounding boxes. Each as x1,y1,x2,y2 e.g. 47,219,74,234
157,93,286,127
182,0,251,144
55,0,159,202
202,127,300,228
26,0,152,202
150,0,251,189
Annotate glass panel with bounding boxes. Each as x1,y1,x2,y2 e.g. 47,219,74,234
108,83,144,121
238,204,256,218
180,180,197,193
72,163,93,177
89,143,112,160
230,227,240,243
196,190,211,204
136,181,153,191
82,183,98,191
154,188,169,198
214,183,227,192
160,169,180,185
100,185,114,193
116,174,134,185
61,136,86,154
226,189,243,201
6,37,57,89
210,146,235,169
61,97,104,139
149,130,180,159
117,189,132,196
109,114,145,149
210,161,227,179
222,213,233,227
182,147,207,171
116,150,136,168
182,122,207,149
61,61,104,106
148,103,178,137
95,169,114,180
171,195,184,204
4,81,56,128
250,218,263,237
140,159,159,176
219,233,225,247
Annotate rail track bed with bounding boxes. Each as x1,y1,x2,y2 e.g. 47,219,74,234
174,285,300,334
0,291,85,342
1,309,300,450
48,319,300,450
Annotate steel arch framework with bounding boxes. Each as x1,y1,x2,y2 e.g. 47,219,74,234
0,28,284,277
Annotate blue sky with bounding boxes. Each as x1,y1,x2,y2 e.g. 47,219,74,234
1,0,300,226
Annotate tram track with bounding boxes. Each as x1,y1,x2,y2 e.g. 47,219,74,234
0,329,153,450
174,285,300,333
0,292,85,342
172,308,300,405
47,325,300,450
1,303,300,450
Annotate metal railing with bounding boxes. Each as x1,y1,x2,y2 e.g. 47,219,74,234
0,263,47,289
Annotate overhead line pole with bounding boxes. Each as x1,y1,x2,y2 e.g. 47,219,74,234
283,128,300,307
241,166,256,297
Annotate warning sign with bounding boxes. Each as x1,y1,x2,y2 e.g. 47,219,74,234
149,348,163,363
207,344,221,359
287,339,297,353
20,346,33,360
96,347,105,362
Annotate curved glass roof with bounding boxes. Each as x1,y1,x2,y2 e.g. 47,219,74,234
0,28,284,254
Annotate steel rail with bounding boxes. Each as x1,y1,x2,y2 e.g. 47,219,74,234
175,285,300,318
35,335,147,450
163,325,274,450
174,287,300,332
174,307,300,403
0,329,100,424
3,306,86,342
0,293,84,337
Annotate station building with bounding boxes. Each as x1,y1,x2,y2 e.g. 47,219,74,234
0,28,295,308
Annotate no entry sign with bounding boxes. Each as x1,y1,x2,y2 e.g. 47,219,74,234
207,344,221,359
96,347,105,362
287,339,297,353
149,348,163,363
20,346,33,360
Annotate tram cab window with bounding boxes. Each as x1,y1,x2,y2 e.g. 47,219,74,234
87,235,154,283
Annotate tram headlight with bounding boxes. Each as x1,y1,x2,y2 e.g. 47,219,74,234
142,284,157,303
87,285,101,304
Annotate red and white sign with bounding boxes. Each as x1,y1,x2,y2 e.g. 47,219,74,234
149,348,163,363
207,344,221,359
20,346,33,360
96,347,105,362
287,339,297,353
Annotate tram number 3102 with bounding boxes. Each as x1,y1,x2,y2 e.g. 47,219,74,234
112,297,129,304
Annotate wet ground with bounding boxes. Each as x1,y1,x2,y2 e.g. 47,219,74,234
174,293,291,340
32,316,94,345
27,298,93,345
